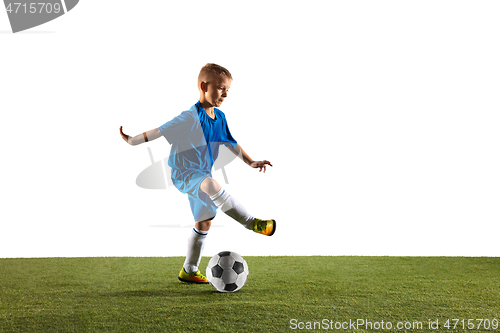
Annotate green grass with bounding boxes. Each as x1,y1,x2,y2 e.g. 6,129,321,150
0,257,499,332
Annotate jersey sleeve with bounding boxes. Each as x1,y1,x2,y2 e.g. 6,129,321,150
158,111,195,144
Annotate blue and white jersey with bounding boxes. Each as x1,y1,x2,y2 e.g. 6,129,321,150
158,101,238,173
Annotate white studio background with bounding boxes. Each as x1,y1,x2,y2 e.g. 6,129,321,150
1,1,499,258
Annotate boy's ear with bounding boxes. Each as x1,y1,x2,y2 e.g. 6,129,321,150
200,81,208,93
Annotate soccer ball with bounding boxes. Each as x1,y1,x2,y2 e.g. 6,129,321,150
206,251,249,292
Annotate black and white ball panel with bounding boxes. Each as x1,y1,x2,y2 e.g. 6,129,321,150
206,251,249,293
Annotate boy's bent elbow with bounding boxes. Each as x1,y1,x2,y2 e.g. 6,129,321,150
129,136,141,146
130,128,162,145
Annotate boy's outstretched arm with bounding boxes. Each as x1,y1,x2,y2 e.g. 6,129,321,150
229,144,273,173
120,126,162,146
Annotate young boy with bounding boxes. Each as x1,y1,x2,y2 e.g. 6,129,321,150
119,63,276,284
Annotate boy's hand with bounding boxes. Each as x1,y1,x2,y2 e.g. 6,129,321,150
250,160,273,173
120,126,131,145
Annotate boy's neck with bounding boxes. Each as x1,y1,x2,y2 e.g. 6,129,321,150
205,107,215,118
199,101,216,119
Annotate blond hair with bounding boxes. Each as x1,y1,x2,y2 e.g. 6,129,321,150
198,63,233,84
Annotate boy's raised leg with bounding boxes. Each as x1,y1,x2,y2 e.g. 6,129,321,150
200,177,276,236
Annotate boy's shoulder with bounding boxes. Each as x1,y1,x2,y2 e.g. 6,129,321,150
174,103,200,120
173,108,197,121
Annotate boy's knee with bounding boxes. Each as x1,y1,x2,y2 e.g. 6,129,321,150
195,219,212,232
200,177,221,196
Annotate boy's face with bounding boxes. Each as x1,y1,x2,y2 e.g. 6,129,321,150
203,75,232,108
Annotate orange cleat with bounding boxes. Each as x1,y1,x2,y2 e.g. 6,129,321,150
178,268,209,284
252,218,276,236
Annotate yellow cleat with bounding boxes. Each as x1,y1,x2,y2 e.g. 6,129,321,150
178,268,209,284
252,218,276,236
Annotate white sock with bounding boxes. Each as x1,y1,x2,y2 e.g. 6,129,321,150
210,188,254,229
183,227,208,274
